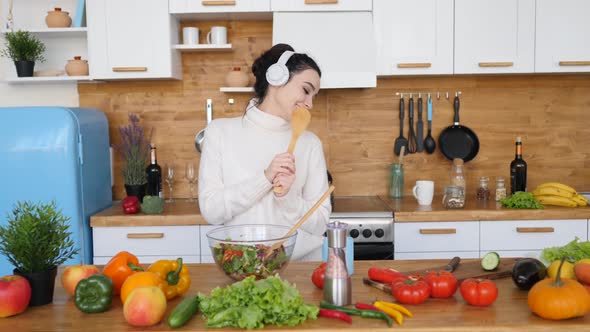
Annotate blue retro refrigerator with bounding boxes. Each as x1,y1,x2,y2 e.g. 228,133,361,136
0,107,112,275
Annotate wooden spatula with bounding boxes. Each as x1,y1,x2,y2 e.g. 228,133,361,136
274,107,312,194
265,185,335,259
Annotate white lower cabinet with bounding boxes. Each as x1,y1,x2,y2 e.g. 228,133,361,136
93,225,200,264
480,219,587,257
394,221,479,260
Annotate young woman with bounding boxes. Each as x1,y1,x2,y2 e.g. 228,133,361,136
198,44,331,261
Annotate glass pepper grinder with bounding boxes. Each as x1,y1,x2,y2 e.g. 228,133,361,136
324,221,351,306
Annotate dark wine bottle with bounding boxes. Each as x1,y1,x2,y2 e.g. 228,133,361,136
146,143,162,198
510,136,527,194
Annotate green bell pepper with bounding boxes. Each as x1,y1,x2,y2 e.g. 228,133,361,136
74,274,114,313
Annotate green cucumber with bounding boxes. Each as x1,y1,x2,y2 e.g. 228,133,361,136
167,295,200,328
481,252,501,271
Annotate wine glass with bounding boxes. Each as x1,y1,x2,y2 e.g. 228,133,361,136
185,162,196,202
165,164,175,203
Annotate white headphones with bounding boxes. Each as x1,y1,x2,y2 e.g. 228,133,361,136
266,50,295,86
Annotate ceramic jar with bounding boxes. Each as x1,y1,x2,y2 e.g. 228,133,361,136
65,56,89,76
224,67,250,87
45,8,72,28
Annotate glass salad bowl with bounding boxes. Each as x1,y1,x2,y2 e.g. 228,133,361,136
206,224,297,281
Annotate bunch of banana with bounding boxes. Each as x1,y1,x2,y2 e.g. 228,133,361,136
532,182,588,207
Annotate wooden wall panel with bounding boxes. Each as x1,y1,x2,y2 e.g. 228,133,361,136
79,21,590,200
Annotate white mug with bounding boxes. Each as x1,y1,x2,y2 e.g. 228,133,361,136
413,180,434,206
207,26,227,45
183,27,199,45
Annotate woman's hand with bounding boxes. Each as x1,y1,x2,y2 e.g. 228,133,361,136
273,172,295,197
265,152,295,183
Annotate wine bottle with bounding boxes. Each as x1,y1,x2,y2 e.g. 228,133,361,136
146,143,163,198
510,136,527,194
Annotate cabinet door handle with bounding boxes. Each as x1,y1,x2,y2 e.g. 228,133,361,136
305,0,338,4
559,61,590,66
478,62,514,67
112,67,148,72
127,233,164,239
516,227,554,233
202,0,236,5
397,63,432,68
419,228,457,235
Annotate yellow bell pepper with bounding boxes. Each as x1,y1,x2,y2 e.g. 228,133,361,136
147,258,191,300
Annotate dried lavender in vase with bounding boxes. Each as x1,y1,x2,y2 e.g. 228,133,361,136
115,114,153,186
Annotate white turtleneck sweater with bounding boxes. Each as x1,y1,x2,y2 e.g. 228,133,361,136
198,101,331,260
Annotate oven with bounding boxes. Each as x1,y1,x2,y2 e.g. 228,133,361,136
329,197,394,260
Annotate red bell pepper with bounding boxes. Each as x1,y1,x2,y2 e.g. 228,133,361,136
368,267,408,283
122,196,140,214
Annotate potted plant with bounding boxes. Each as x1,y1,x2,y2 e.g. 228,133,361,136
115,114,152,201
0,30,46,77
0,201,78,306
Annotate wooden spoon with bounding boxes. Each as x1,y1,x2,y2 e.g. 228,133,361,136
274,107,312,193
265,185,335,259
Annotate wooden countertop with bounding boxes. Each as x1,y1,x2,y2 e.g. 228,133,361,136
2,260,588,331
91,199,209,227
379,195,590,222
91,197,590,227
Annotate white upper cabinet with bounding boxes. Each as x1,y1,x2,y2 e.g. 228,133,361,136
454,0,535,74
374,0,453,76
273,11,376,88
86,0,181,80
271,0,371,12
170,0,270,13
536,0,590,73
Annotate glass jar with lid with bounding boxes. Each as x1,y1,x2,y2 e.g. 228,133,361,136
495,176,507,201
450,158,466,192
443,185,465,209
477,176,490,200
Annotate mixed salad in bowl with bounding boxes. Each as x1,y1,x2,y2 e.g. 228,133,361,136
207,224,297,281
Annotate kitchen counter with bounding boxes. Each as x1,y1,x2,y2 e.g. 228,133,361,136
379,195,590,222
2,260,589,331
91,197,590,227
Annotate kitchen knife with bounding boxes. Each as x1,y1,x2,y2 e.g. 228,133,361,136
416,95,424,152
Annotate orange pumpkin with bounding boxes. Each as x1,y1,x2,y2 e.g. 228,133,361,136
528,258,590,320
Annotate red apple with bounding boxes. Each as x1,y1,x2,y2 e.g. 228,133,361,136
61,265,100,296
123,286,167,327
0,275,32,318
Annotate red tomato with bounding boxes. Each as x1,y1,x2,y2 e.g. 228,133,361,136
391,276,431,305
424,271,458,298
312,262,327,289
460,278,498,306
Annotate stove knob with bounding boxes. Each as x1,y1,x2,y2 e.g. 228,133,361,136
349,229,360,238
375,228,385,238
362,229,372,238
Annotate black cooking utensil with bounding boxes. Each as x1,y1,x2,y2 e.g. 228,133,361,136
416,95,424,152
407,95,417,154
438,93,480,162
393,96,408,156
424,95,436,154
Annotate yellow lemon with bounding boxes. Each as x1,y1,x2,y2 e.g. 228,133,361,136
575,258,590,266
547,260,576,279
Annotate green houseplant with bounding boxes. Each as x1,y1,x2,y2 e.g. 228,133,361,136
115,114,152,201
0,30,46,77
0,201,78,306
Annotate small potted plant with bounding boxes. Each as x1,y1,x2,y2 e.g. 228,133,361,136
0,201,79,306
115,114,152,201
0,30,46,77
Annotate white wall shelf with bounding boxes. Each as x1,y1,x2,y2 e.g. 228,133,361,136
1,27,87,38
219,87,254,92
173,44,232,52
4,76,92,84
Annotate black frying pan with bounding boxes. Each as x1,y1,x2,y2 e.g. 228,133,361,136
438,95,479,162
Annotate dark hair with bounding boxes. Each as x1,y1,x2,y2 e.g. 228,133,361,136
251,43,321,105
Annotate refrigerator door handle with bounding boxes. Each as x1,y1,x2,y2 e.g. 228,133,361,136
78,134,84,165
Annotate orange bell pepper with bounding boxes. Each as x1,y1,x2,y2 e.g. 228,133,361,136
120,271,164,304
147,258,191,300
102,251,143,295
